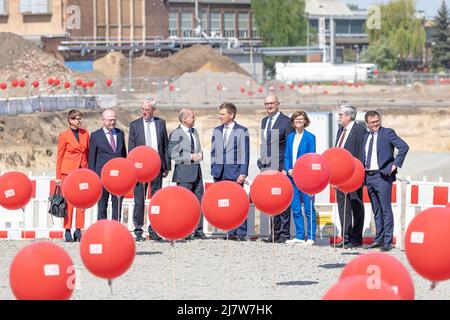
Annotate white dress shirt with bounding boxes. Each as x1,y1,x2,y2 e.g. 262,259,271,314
365,131,379,170
143,117,158,151
336,120,355,148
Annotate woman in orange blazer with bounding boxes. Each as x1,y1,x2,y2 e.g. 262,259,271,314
56,109,90,242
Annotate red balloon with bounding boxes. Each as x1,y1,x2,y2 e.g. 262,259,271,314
11,80,19,87
148,186,201,240
61,169,102,209
169,83,175,92
0,82,7,90
88,80,95,87
279,84,285,90
240,86,245,93
258,86,264,93
32,80,39,88
447,203,450,207
322,147,355,186
101,158,137,196
289,83,295,89
250,171,293,215
298,83,303,88
81,81,87,88
64,82,71,89
127,146,161,183
340,252,415,300
19,80,26,87
10,242,74,300
106,79,113,87
293,153,331,195
76,79,83,86
54,79,61,86
201,181,249,231
323,275,400,300
337,157,365,193
374,69,379,75
405,207,450,281
0,172,33,210
80,220,135,280
48,78,54,85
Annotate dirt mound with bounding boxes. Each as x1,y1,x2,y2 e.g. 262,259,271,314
0,32,72,84
93,52,128,80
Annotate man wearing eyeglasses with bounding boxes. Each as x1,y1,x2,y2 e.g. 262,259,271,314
128,98,170,242
258,94,294,244
362,110,409,252
88,109,127,222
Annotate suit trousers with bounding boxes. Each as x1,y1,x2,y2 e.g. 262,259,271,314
336,187,365,245
177,173,205,234
366,173,394,245
97,186,122,221
61,174,85,230
133,171,163,236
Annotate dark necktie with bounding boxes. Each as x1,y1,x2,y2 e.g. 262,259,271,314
189,128,195,154
108,131,116,152
223,126,229,148
266,116,273,143
366,132,375,169
337,128,347,148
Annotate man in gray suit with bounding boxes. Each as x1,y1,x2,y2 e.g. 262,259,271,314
168,109,207,239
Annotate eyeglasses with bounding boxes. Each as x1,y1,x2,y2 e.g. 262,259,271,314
368,120,380,125
264,102,278,106
141,108,152,112
71,117,83,121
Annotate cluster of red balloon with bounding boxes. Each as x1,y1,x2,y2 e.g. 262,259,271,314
323,252,414,300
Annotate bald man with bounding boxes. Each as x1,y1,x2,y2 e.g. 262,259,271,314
168,109,206,239
88,109,127,221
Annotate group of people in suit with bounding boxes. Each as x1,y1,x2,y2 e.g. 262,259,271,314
56,94,409,251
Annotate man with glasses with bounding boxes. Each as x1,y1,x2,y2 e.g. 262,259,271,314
363,110,408,252
334,105,368,248
129,98,170,242
88,109,127,222
257,94,294,244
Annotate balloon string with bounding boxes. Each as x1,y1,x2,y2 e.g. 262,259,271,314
430,281,437,290
343,193,347,249
225,231,231,298
171,241,176,299
310,194,313,243
271,216,275,290
333,187,337,249
108,279,113,295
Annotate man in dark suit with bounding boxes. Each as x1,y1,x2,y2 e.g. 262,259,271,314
335,105,368,248
128,98,170,242
363,110,409,252
257,94,294,244
88,109,127,221
211,102,250,241
168,109,207,240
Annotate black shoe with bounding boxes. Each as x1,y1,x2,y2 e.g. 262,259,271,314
346,242,362,249
228,235,239,241
135,235,146,242
332,239,349,247
65,230,74,242
276,238,287,244
148,233,163,242
380,244,392,252
262,236,279,243
364,242,383,249
194,232,208,240
238,235,247,241
73,229,82,242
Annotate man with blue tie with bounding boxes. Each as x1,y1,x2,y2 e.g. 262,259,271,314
128,98,170,242
363,110,409,252
211,102,250,241
88,109,127,221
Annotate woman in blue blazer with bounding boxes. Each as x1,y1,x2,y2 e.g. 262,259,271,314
284,111,317,245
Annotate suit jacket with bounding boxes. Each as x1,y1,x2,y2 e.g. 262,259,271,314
211,122,250,181
128,117,170,172
284,130,316,172
335,121,368,163
88,127,127,175
258,112,294,171
56,128,89,179
168,126,202,183
362,127,409,182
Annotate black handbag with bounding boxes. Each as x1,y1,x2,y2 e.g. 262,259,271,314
48,183,67,218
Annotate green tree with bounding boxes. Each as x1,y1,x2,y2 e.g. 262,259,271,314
431,0,450,70
251,0,307,73
367,0,426,70
361,38,397,70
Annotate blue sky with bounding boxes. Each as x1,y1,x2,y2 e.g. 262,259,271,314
346,0,450,17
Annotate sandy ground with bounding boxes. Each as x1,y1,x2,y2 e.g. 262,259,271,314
0,239,449,300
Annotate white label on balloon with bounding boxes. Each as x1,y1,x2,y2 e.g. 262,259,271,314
312,164,321,171
89,244,103,254
391,285,399,295
4,189,15,198
218,199,230,207
135,162,143,169
410,231,424,244
79,183,89,190
110,170,119,177
271,188,281,195
44,264,60,277
150,206,160,215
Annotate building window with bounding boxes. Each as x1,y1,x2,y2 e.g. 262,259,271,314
210,11,221,37
336,20,349,34
0,0,7,15
350,20,365,34
20,0,51,15
200,10,208,34
238,12,249,39
224,12,235,38
181,11,193,38
169,11,178,37
252,16,260,39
